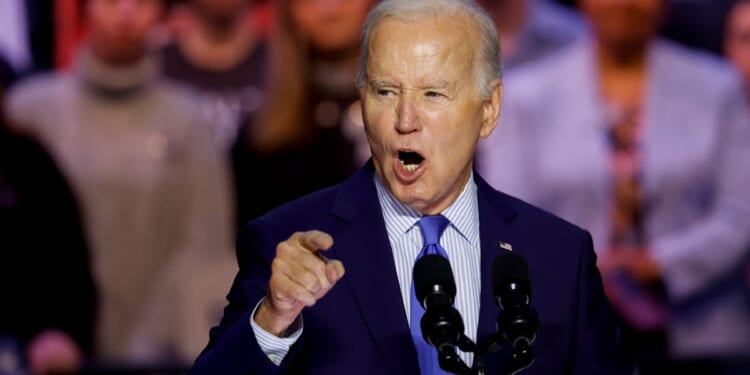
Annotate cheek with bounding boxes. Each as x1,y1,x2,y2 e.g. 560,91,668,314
364,103,394,139
362,120,386,153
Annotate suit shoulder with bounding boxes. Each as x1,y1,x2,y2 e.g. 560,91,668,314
488,186,589,243
5,73,74,135
654,40,742,92
6,73,70,114
503,42,586,101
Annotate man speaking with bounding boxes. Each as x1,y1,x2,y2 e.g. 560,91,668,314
189,0,633,373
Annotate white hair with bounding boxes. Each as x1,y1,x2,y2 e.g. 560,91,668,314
355,0,503,99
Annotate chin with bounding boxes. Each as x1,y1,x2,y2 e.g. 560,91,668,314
394,187,434,213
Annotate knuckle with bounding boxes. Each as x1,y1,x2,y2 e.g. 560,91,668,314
301,273,320,291
312,261,326,275
270,257,285,273
276,241,294,256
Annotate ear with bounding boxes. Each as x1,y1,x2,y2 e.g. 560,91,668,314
479,80,503,139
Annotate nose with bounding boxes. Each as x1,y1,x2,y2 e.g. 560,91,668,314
395,94,419,134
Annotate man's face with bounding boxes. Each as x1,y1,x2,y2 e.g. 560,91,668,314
579,0,664,49
87,0,162,65
726,2,750,87
290,0,373,53
361,17,502,215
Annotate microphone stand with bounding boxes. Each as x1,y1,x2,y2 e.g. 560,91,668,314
497,339,535,375
437,334,479,375
436,333,534,375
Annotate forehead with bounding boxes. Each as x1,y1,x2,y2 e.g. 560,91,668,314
366,16,476,83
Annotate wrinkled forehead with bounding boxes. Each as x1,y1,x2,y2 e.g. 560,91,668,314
365,16,477,83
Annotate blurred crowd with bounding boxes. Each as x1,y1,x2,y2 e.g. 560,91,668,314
0,0,748,374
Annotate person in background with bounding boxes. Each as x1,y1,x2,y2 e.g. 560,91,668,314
160,0,269,151
478,0,750,373
725,0,750,103
0,56,96,375
231,0,376,224
478,0,585,69
4,0,234,368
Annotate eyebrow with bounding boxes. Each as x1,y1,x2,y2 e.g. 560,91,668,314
368,80,451,90
369,80,396,88
418,81,450,90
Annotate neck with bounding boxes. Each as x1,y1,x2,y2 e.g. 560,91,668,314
77,48,157,96
595,38,648,73
180,14,257,71
595,40,649,106
90,43,147,67
195,13,245,43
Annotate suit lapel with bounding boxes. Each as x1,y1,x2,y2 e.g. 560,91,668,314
328,163,419,375
475,174,528,374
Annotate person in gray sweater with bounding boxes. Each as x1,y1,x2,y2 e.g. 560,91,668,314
4,0,235,367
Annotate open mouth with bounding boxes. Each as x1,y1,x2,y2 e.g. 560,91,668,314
398,150,424,172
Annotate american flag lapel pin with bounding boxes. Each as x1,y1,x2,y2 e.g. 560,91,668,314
498,241,513,251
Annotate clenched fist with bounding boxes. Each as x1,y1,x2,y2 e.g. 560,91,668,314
254,230,345,336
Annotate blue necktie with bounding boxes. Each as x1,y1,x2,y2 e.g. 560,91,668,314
410,215,451,375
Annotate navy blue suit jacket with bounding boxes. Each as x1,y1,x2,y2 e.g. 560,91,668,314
189,163,633,374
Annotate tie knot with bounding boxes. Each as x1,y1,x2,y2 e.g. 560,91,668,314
417,215,450,247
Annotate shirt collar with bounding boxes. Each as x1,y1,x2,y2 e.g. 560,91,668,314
373,172,480,245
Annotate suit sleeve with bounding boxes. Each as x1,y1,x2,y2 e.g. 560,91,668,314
571,230,635,374
188,221,304,375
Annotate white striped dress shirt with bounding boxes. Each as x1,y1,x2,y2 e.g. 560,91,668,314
373,172,481,368
251,172,482,368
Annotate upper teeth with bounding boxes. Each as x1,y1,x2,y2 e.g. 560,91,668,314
401,160,418,171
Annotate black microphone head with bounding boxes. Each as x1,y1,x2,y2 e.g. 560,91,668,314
492,252,531,301
414,254,457,305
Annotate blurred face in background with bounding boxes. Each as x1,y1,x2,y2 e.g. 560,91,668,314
87,0,163,65
289,0,374,54
726,1,750,88
578,0,665,51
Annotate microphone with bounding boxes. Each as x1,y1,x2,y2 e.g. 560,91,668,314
492,252,539,374
414,254,475,374
414,254,463,351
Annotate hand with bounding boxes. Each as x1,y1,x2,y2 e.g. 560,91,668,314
598,247,661,284
597,247,627,277
623,250,661,283
26,330,83,375
255,230,345,336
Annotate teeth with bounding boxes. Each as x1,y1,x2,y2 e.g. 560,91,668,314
400,160,419,171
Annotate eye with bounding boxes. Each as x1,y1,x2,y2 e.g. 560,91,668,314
376,89,395,97
425,91,445,98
